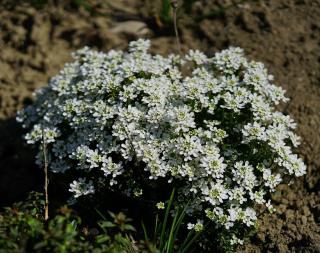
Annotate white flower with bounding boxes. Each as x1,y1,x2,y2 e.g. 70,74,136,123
232,161,257,190
230,234,244,245
175,135,202,161
101,157,123,178
213,47,246,74
203,180,229,205
229,187,247,204
249,190,266,204
194,220,204,232
242,122,266,143
25,125,60,144
241,207,257,227
167,105,196,133
288,132,301,147
200,155,226,178
266,200,276,213
69,178,95,198
187,223,195,230
186,49,208,65
283,154,306,177
129,38,150,53
156,202,165,209
221,92,246,112
86,149,103,169
263,169,282,190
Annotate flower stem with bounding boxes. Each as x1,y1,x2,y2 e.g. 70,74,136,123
171,0,182,55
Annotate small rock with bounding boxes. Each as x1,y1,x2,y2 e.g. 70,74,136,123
111,21,151,37
285,209,295,220
277,243,288,253
277,204,287,214
302,206,311,216
301,215,308,225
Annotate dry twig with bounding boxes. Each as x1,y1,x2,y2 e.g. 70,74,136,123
41,127,49,221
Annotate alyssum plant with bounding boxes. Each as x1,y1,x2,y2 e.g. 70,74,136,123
17,39,306,248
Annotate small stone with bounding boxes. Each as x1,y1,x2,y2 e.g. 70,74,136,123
111,21,151,37
301,215,308,225
277,204,287,214
302,206,311,216
285,209,295,220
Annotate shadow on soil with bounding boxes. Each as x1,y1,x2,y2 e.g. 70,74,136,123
0,117,41,208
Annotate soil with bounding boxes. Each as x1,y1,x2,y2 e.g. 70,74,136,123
0,0,319,252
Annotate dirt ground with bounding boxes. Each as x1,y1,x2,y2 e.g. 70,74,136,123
0,0,319,252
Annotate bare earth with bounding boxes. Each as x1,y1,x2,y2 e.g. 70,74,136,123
0,0,319,252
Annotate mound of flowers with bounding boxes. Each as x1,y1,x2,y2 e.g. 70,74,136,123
17,39,306,246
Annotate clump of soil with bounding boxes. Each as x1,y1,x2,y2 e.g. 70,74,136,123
0,0,319,252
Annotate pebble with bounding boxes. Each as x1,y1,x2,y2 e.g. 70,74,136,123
111,21,151,37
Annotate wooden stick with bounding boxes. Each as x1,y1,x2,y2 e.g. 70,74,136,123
41,127,49,221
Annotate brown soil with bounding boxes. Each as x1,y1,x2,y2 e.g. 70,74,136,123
0,0,319,252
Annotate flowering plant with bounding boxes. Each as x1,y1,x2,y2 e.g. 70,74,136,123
17,39,306,247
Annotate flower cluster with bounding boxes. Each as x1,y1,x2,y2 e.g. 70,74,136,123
17,39,306,246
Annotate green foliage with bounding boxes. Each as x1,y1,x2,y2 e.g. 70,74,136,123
0,192,138,253
159,0,200,25
160,0,173,25
141,189,201,253
0,192,44,252
0,191,202,253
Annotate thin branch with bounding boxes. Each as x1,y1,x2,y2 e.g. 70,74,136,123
41,127,49,221
170,0,182,55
